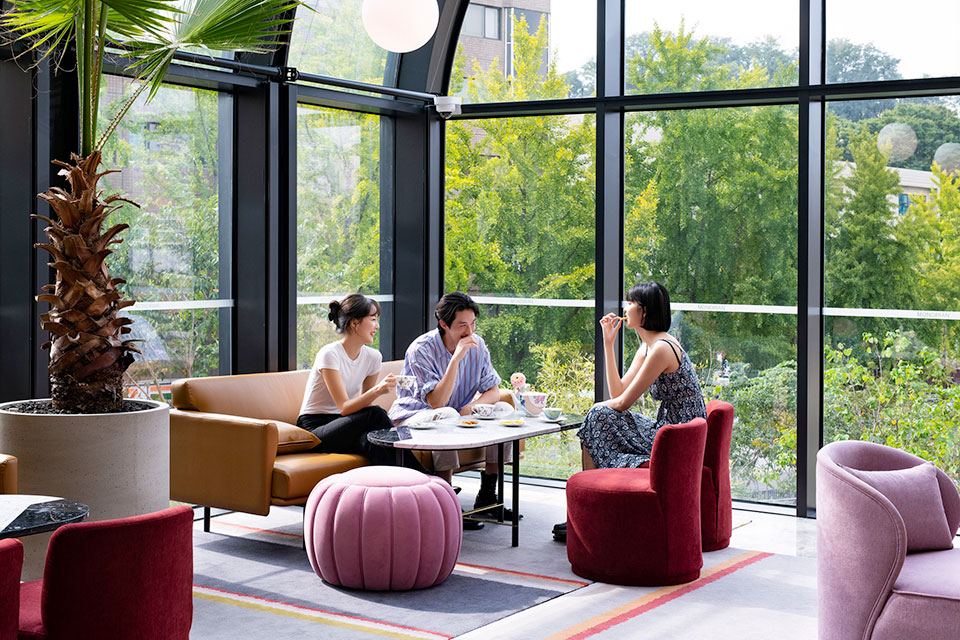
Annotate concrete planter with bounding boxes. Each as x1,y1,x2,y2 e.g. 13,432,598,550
0,398,170,578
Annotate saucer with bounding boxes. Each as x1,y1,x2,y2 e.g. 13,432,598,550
457,419,481,428
539,415,564,423
500,419,525,427
471,414,498,420
408,423,435,429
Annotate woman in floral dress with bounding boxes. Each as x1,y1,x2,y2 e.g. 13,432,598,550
554,282,706,541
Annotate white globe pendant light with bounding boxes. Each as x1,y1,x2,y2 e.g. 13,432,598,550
362,0,440,53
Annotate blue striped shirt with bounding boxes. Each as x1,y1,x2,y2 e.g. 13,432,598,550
388,329,502,424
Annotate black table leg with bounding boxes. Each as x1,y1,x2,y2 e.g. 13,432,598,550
512,438,520,547
497,442,505,523
396,449,403,466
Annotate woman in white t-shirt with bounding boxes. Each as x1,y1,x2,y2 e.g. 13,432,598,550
297,294,424,469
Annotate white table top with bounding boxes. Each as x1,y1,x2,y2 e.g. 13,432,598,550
387,415,575,450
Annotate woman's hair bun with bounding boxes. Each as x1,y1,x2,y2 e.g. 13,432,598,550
327,300,342,325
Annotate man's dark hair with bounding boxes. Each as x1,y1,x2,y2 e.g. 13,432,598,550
435,291,479,335
625,282,671,332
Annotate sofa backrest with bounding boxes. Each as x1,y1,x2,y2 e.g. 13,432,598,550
171,360,405,425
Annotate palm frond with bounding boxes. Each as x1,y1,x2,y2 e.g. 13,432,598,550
0,0,79,62
102,0,178,35
118,0,299,110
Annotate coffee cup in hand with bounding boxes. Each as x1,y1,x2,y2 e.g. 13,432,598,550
396,375,416,391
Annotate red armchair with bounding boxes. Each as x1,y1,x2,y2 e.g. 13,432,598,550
566,417,708,586
702,400,734,551
0,539,23,640
636,401,734,551
18,505,194,640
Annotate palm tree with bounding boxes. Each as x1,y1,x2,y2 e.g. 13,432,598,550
1,0,299,412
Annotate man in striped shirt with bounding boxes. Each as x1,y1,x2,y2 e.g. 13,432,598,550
389,291,515,524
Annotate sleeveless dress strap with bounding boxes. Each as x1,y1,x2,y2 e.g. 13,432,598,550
657,338,682,366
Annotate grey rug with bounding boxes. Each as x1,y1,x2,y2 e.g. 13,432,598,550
190,497,587,639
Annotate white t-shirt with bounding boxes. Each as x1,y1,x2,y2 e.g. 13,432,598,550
299,342,383,416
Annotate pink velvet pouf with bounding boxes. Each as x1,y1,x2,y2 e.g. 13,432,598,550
304,466,462,590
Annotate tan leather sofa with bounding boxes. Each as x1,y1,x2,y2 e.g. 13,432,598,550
170,360,507,526
0,454,17,494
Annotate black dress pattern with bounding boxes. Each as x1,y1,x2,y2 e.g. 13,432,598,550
578,344,706,468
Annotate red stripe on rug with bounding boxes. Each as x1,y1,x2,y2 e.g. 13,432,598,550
455,562,590,587
194,584,453,638
563,551,772,640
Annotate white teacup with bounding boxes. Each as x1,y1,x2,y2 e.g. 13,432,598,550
521,391,553,416
396,375,416,391
472,403,496,418
543,407,562,420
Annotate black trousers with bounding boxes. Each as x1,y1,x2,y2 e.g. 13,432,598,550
296,406,427,472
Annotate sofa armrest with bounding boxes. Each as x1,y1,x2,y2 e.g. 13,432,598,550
170,409,280,516
0,454,17,494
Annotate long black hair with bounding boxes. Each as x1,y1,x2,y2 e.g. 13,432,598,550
626,282,671,332
328,294,380,334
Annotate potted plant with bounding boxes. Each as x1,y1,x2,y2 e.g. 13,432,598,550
0,0,300,576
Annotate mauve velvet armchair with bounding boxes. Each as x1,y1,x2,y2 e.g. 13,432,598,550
817,440,960,640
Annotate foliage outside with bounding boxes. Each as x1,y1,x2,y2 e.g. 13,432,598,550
66,8,960,500
0,0,298,411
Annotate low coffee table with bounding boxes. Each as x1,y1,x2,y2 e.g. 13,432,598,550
0,495,89,539
368,414,582,547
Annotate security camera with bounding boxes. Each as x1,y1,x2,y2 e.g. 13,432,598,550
433,95,462,119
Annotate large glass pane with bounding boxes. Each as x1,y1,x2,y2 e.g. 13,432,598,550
288,0,390,86
453,0,596,101
827,1,960,83
125,309,222,396
824,97,960,483
296,106,382,368
98,77,227,393
624,104,800,504
624,1,798,95
445,94,596,479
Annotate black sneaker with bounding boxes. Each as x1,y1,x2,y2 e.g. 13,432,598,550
552,521,567,542
462,516,484,530
473,492,523,520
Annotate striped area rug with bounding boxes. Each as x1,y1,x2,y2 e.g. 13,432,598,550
188,502,816,639
457,549,817,640
190,506,589,639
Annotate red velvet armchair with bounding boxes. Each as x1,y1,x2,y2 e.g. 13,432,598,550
18,505,194,640
702,400,734,551
637,401,734,551
566,417,708,586
0,539,23,640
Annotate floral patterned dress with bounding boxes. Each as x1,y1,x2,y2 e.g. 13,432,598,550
578,339,706,468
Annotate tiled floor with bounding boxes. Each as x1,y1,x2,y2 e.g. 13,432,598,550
729,506,817,558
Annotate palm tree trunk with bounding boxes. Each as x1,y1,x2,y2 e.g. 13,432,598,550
35,152,139,413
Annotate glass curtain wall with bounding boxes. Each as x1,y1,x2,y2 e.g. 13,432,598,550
296,105,385,369
98,77,230,399
823,96,960,484
624,102,799,503
618,11,801,502
287,0,392,86
446,2,598,479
